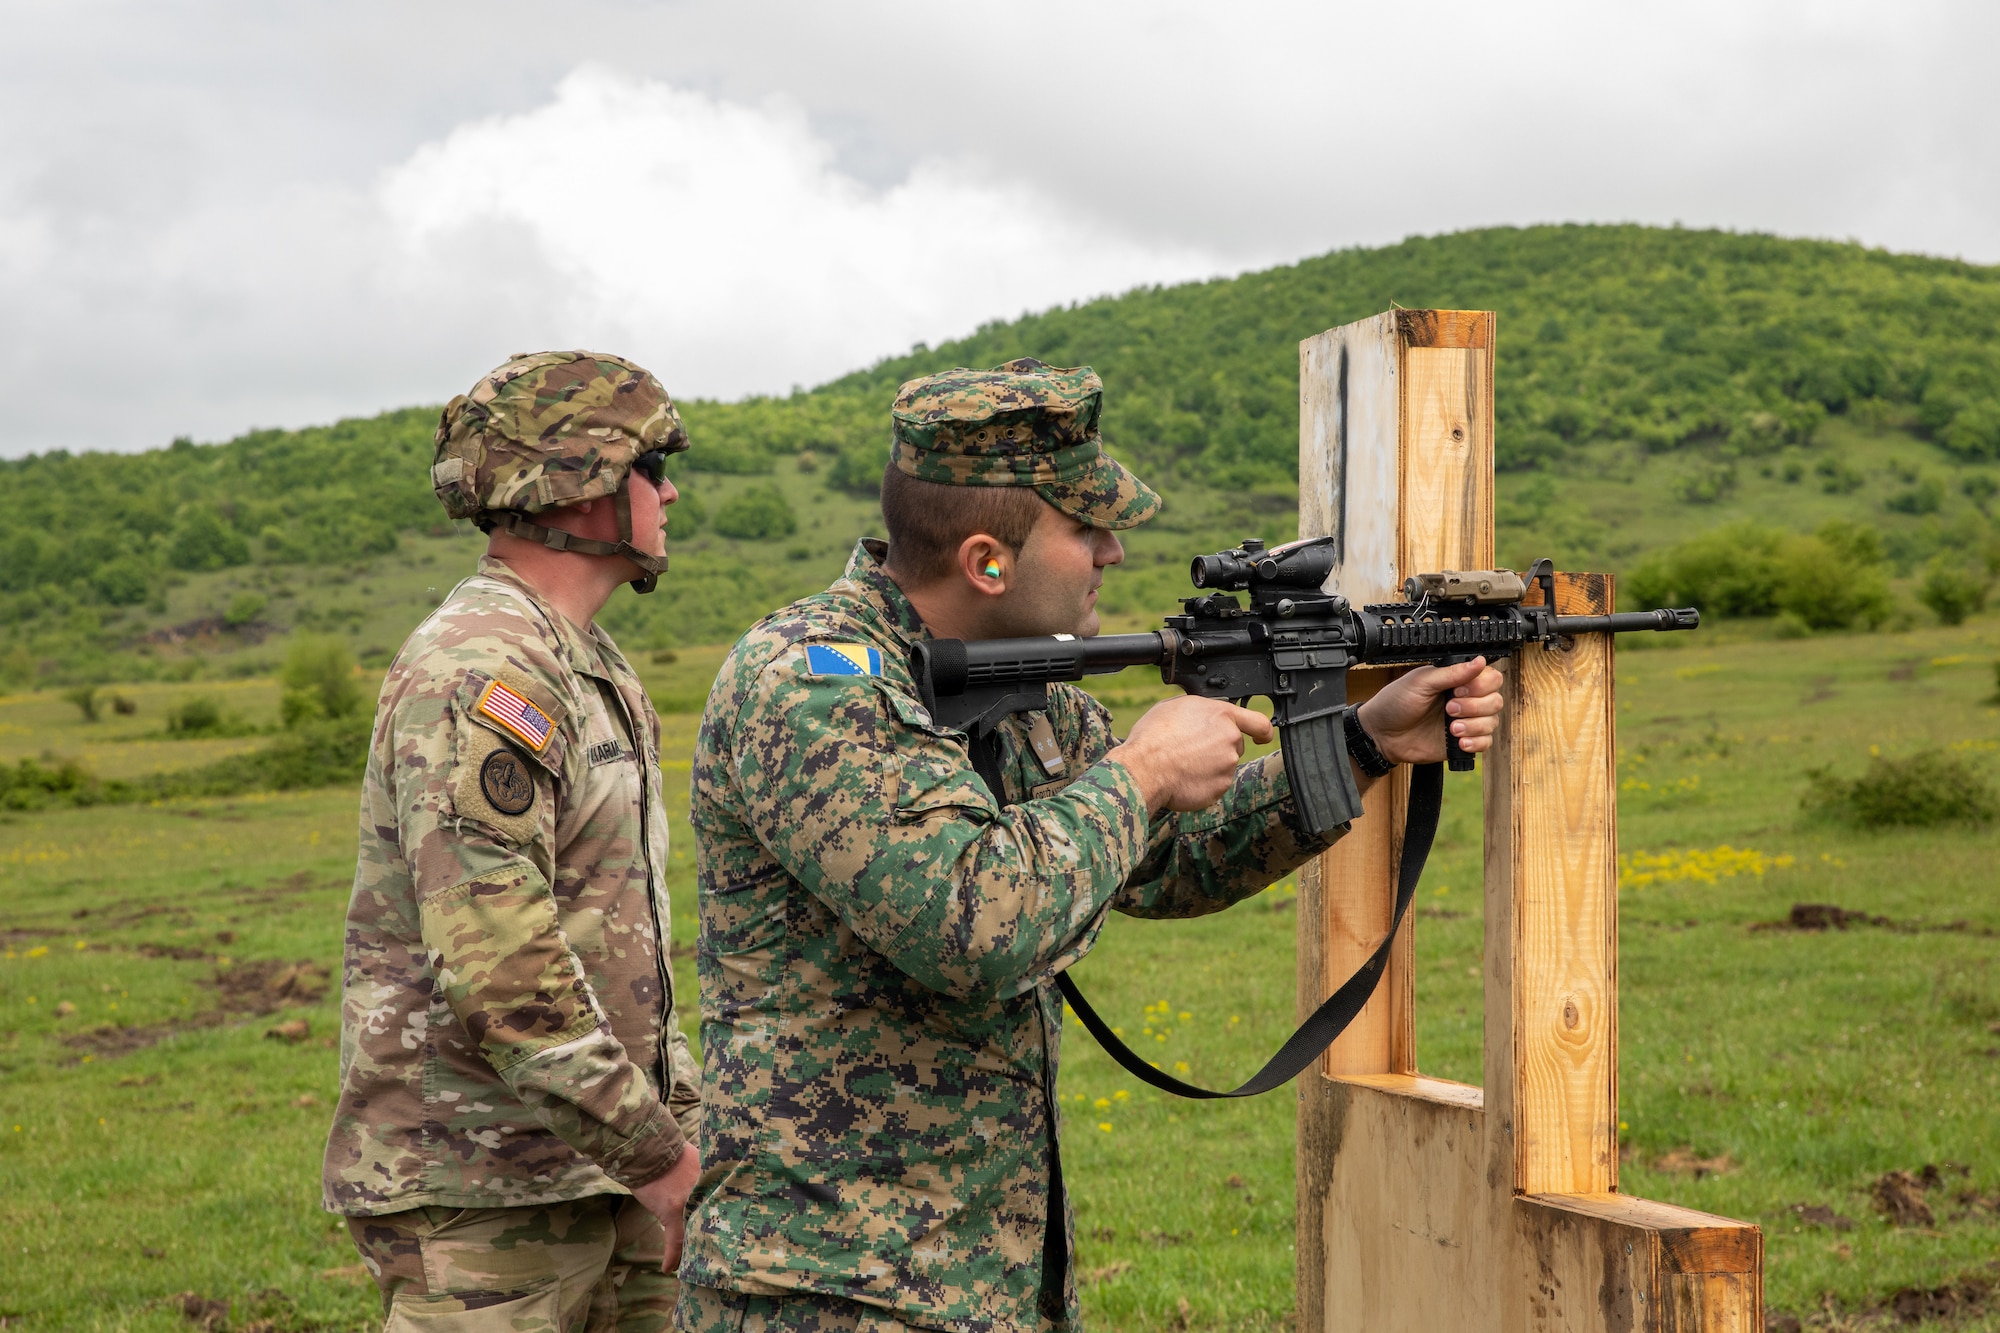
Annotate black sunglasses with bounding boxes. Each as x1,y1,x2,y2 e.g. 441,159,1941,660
633,449,670,485
633,427,689,484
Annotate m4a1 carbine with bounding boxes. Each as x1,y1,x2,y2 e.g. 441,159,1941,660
908,536,1700,1101
911,534,1699,841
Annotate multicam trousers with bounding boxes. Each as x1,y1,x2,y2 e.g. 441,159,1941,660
347,1195,676,1332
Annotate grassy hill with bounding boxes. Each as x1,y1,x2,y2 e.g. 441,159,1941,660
4,223,2000,686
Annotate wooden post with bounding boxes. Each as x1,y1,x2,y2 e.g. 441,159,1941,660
1294,311,1762,1333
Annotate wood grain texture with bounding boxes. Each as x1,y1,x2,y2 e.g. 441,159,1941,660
1319,1078,1500,1333
1518,1195,1763,1333
1300,312,1401,603
1399,346,1495,579
1397,308,1494,349
1490,573,1620,1197
1320,668,1415,1078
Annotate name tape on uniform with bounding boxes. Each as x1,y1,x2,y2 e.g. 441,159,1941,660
804,644,883,678
476,679,555,752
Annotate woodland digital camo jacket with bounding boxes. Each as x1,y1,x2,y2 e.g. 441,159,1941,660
323,556,700,1216
683,541,1349,1333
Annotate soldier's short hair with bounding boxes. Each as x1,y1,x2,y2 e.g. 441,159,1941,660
880,463,1048,585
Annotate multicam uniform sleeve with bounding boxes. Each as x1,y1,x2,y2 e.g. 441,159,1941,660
394,670,685,1188
726,645,1153,1001
1050,686,1347,921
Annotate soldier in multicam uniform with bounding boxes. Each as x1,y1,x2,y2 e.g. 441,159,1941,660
680,359,1506,1332
324,351,706,1331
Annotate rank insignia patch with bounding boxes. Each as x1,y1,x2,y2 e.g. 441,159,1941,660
804,644,883,677
479,748,536,816
476,679,555,752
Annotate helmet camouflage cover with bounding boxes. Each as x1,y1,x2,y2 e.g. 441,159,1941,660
430,350,688,521
890,358,1161,529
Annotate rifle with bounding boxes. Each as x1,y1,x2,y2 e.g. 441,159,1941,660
908,535,1699,1099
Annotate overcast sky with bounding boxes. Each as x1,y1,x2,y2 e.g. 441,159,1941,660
1,0,1993,459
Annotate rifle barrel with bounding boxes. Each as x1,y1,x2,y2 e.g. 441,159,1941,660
1551,608,1700,635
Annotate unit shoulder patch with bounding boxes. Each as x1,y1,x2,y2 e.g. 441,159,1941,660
803,643,884,678
476,678,557,752
479,748,536,815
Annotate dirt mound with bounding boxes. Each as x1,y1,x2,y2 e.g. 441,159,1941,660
1654,1147,1737,1178
1754,902,1894,931
1885,1272,1993,1325
1787,1202,1855,1231
1873,1170,1937,1228
211,960,331,1014
58,958,332,1061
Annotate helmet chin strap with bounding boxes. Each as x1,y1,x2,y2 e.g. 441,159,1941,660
490,486,668,595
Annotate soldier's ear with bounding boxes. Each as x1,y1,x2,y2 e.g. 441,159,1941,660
956,534,1008,597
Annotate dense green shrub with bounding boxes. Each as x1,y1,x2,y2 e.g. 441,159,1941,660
1804,749,1996,827
1626,520,1890,629
1625,524,1787,617
280,634,363,726
89,559,151,606
165,696,225,734
713,485,799,540
168,505,251,571
1917,559,1990,626
224,591,268,626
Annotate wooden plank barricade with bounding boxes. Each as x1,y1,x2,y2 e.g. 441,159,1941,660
1292,310,1764,1332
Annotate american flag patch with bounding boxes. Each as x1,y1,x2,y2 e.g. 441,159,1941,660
476,680,555,752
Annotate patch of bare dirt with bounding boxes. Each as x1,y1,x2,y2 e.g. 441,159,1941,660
1751,904,1998,937
1873,1170,1937,1228
1755,903,1894,932
1654,1147,1737,1179
1884,1272,1994,1326
173,1293,231,1331
58,959,331,1060
1788,1202,1856,1231
211,960,330,1014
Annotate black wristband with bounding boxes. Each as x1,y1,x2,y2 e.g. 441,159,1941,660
1343,707,1396,778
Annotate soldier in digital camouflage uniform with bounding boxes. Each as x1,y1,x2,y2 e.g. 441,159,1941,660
679,360,1506,1333
324,351,705,1332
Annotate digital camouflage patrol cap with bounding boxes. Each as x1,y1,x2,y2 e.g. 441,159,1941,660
890,358,1162,529
431,350,690,594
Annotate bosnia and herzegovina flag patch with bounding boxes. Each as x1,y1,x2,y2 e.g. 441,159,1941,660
805,644,884,677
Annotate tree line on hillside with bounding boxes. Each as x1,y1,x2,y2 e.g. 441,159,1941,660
3,224,1999,683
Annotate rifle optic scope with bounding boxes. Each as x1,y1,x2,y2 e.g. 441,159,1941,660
1189,536,1339,593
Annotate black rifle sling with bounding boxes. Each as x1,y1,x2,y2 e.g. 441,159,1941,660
1053,760,1442,1099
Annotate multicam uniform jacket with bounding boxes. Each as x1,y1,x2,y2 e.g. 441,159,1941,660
323,556,700,1216
683,541,1353,1333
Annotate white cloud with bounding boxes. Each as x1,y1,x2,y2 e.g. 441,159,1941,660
377,68,1223,403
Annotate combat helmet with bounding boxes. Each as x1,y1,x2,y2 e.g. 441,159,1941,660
431,350,689,594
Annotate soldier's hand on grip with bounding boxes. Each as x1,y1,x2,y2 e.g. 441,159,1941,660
1114,695,1272,813
1357,656,1506,762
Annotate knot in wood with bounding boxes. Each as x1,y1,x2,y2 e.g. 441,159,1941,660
1561,998,1580,1030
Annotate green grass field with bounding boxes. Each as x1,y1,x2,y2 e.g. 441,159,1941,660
3,613,1998,1331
